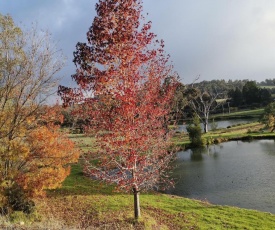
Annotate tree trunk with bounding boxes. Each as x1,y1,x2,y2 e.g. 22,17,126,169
204,114,209,133
204,121,208,133
133,187,141,219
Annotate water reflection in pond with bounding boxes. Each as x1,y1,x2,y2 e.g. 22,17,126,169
169,140,275,214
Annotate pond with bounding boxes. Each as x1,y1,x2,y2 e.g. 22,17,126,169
177,118,258,132
169,140,275,214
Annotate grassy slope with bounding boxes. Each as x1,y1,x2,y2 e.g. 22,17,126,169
212,108,264,120
5,116,275,229
33,163,274,230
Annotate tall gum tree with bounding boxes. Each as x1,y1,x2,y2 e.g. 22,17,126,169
184,86,223,133
59,0,177,219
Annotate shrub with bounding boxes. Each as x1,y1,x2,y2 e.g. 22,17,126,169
187,115,204,147
3,184,35,214
206,136,214,145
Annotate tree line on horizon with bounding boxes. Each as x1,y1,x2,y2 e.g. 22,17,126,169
188,78,274,104
172,79,274,118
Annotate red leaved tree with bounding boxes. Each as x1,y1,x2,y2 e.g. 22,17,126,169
59,0,177,219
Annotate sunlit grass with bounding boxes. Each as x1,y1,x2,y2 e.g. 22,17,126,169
7,122,275,229
213,108,264,119
68,133,96,153
55,112,274,229
40,163,275,229
48,163,115,196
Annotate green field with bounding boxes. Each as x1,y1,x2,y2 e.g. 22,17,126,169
212,108,264,120
3,124,275,229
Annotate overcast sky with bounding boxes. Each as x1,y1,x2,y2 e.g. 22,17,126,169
2,0,275,85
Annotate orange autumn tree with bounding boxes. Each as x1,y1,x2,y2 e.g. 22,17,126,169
15,106,80,197
0,14,79,211
0,106,80,199
59,0,177,219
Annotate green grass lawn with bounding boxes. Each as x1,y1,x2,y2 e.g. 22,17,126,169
212,108,264,120
5,128,275,229
36,162,274,229
45,130,275,229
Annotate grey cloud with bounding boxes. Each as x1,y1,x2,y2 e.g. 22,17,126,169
144,0,275,83
2,0,275,85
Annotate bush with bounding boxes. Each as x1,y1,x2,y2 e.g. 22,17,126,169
3,184,35,214
206,136,214,145
187,115,204,147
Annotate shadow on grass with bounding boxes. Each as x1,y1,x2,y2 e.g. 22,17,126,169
47,163,115,197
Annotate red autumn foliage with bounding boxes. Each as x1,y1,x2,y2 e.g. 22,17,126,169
59,0,178,218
